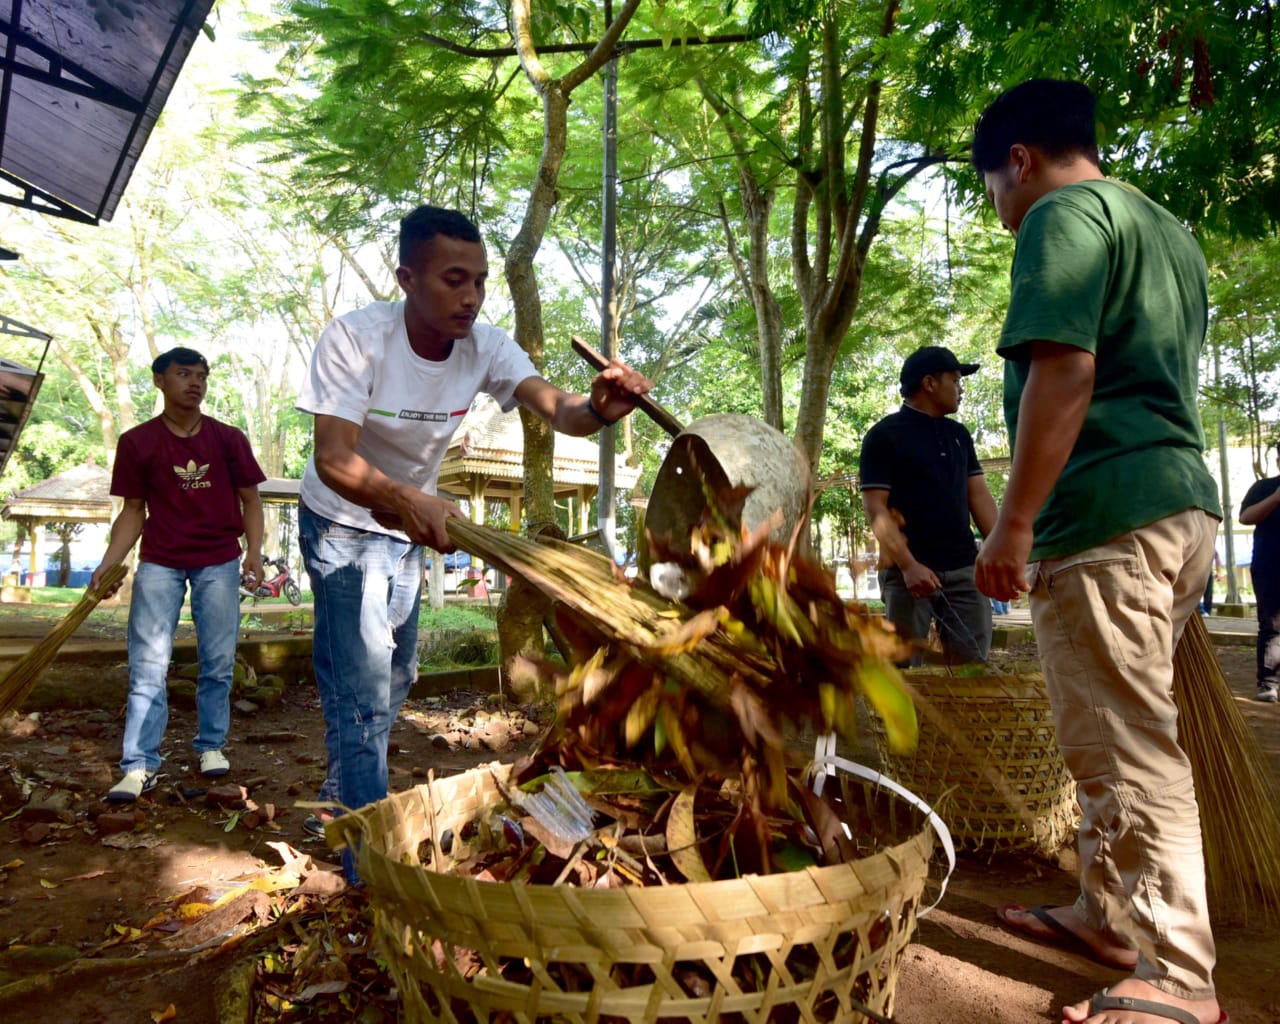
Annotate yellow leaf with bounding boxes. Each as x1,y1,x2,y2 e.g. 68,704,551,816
666,787,713,883
39,878,58,889
151,1004,177,1022
177,902,213,921
818,682,837,727
2,859,23,871
657,702,697,776
248,872,299,893
623,685,660,747
211,884,249,909
113,924,146,941
858,661,917,753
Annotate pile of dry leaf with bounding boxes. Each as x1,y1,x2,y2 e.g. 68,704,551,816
443,435,918,884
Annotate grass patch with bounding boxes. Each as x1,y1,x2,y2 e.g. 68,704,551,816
417,608,501,670
28,586,86,605
419,605,496,632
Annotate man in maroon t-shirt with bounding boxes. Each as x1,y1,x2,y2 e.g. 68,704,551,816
91,347,266,802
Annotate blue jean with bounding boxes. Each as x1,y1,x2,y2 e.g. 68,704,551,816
121,558,241,773
299,503,423,858
1256,562,1279,687
879,563,992,665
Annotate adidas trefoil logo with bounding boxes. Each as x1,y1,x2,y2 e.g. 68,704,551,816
173,459,213,490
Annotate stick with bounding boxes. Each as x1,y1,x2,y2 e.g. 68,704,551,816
569,335,685,439
0,563,128,716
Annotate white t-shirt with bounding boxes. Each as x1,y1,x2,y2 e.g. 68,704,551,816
297,300,538,536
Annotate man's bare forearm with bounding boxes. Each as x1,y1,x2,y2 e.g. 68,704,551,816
998,343,1095,531
1240,487,1280,525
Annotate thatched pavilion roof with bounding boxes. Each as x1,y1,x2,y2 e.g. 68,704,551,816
437,396,641,505
2,462,111,523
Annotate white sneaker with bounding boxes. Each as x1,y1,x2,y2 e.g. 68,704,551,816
199,749,230,777
1256,683,1279,704
107,768,158,803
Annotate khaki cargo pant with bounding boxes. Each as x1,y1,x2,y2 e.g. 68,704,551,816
1028,508,1218,999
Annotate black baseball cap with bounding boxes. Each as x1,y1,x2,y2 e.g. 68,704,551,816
899,346,979,396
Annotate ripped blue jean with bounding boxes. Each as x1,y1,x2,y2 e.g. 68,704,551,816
121,557,241,773
298,502,423,874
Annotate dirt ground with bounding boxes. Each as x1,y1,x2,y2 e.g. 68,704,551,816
0,612,1277,1024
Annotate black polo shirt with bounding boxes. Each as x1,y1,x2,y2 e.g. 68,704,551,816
1242,476,1280,574
859,404,984,572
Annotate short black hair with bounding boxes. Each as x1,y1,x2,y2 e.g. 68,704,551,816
398,206,483,268
152,347,209,375
972,79,1099,173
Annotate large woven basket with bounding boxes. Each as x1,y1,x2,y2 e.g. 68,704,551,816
870,670,1079,854
329,763,937,1023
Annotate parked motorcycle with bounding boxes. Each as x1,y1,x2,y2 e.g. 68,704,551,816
239,555,302,606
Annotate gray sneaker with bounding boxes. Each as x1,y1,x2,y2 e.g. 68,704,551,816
303,808,337,838
1256,682,1279,703
107,768,158,802
199,749,230,777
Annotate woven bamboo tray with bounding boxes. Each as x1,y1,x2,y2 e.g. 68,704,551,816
329,763,936,1023
870,670,1079,854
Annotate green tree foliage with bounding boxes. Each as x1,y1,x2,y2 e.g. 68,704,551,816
913,2,1280,234
1203,233,1280,475
238,0,541,232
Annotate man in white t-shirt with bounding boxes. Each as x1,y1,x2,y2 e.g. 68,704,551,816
296,206,650,871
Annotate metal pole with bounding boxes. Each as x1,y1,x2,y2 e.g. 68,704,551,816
1214,343,1239,603
597,0,620,563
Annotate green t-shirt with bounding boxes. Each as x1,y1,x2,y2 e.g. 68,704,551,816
998,179,1221,561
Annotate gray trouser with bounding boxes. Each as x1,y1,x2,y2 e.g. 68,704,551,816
879,564,991,665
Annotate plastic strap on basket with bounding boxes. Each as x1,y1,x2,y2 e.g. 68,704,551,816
810,733,956,917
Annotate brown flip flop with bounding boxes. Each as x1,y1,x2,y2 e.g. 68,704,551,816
1087,986,1229,1024
995,904,1137,970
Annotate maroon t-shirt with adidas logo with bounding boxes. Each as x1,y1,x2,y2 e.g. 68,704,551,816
110,416,266,570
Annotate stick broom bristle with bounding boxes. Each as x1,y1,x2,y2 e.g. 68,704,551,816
0,563,128,717
1174,613,1280,923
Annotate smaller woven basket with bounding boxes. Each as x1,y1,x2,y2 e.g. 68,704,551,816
330,763,936,1024
871,670,1079,854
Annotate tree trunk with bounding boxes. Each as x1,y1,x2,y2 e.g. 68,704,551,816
790,2,898,474
700,77,786,432
497,0,642,697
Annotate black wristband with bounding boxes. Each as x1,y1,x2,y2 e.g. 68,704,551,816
587,398,617,427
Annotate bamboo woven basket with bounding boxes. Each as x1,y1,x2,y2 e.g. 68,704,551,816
870,670,1078,855
329,763,936,1024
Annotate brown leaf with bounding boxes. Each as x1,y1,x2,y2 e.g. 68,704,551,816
666,786,712,883
789,777,855,866
160,889,270,949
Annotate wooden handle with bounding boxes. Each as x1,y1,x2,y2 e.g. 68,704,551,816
570,335,685,439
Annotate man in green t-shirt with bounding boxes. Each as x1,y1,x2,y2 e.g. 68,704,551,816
972,80,1225,1024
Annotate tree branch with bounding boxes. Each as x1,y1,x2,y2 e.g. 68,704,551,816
420,31,763,60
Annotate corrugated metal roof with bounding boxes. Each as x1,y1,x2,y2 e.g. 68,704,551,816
0,0,214,224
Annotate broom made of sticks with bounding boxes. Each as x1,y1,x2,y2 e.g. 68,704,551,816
1174,611,1280,923
0,563,128,717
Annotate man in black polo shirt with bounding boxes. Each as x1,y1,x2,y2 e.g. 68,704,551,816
1241,440,1280,703
859,345,998,664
